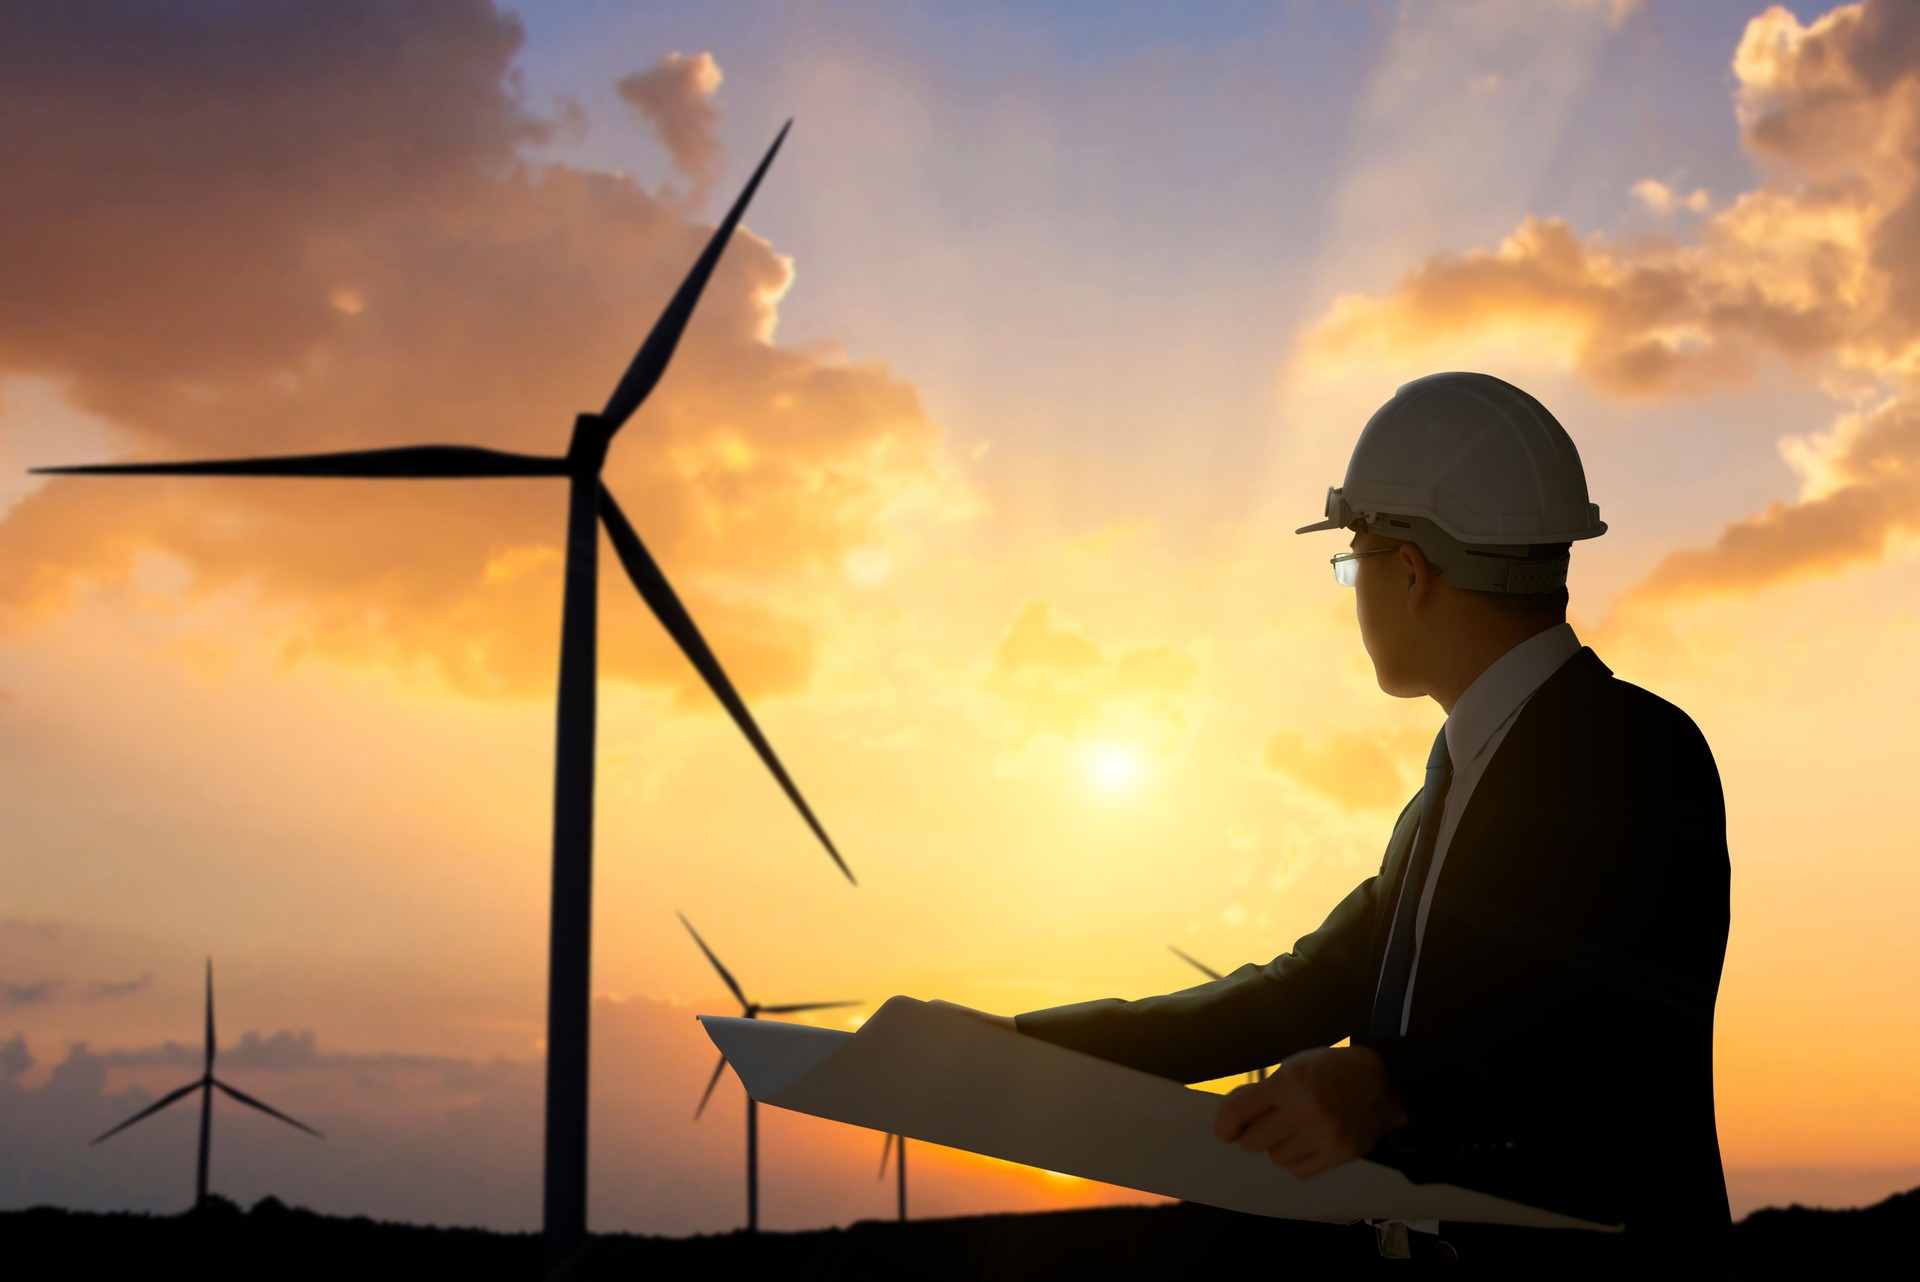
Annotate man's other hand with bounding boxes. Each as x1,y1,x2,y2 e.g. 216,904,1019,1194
925,999,1017,1032
1213,1045,1408,1178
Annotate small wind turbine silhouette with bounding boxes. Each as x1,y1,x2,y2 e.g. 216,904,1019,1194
681,911,856,1233
1169,945,1267,1084
91,960,320,1209
878,1131,908,1221
34,122,850,1261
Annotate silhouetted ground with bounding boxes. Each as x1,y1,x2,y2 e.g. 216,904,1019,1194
3,1188,1908,1279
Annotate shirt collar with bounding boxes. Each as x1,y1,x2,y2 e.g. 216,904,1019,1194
1443,622,1581,769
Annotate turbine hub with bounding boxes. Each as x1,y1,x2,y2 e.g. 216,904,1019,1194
566,413,612,475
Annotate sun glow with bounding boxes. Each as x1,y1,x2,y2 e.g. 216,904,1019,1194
1086,742,1142,793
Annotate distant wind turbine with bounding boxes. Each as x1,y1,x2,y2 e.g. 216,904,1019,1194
878,1131,908,1221
34,121,851,1262
91,960,320,1209
681,911,857,1233
1169,945,1267,1084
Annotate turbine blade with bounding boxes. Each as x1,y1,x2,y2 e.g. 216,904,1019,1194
1169,946,1222,981
878,1132,894,1178
603,487,854,885
599,121,792,434
211,1079,323,1138
32,445,568,480
677,912,750,1010
694,1054,728,1120
205,958,215,1074
758,1001,860,1015
91,1080,202,1145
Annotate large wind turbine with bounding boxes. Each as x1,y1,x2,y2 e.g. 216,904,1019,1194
34,122,851,1260
1169,945,1266,1084
681,911,856,1233
91,960,320,1209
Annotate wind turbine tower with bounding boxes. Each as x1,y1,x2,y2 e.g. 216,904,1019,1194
878,1131,908,1221
91,960,321,1209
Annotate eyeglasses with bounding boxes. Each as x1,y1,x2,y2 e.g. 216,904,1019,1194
1330,547,1396,586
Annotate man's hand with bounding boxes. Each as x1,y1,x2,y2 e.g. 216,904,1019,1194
1213,1045,1408,1178
925,999,1017,1032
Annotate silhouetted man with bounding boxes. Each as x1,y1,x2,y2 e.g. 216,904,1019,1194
940,373,1731,1271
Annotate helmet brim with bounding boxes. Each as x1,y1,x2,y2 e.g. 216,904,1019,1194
1295,486,1354,535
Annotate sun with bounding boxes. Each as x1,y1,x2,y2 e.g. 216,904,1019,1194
1086,742,1142,793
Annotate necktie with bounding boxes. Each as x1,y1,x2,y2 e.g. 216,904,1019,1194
1368,724,1453,1040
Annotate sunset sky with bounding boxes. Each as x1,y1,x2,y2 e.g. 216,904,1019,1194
5,0,1920,1234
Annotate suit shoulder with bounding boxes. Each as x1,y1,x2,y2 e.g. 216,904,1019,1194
1579,672,1724,808
1514,660,1730,864
1592,673,1712,751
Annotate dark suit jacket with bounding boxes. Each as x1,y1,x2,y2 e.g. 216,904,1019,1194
1015,648,1732,1266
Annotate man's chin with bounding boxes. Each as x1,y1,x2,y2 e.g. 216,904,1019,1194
1371,671,1426,700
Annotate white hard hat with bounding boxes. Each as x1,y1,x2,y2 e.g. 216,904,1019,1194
1296,372,1605,593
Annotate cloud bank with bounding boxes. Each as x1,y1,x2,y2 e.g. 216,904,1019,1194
1300,0,1920,600
0,1,968,701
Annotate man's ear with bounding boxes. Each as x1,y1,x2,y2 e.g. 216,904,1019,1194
1400,543,1437,611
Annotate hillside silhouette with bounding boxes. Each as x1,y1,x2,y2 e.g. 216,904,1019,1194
4,1187,1907,1279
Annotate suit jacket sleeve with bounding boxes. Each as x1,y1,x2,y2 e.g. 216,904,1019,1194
1013,794,1423,1084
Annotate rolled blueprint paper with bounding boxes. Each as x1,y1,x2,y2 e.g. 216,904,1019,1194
700,995,1617,1230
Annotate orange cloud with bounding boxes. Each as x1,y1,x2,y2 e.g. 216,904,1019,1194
1634,396,1920,599
1632,179,1711,217
983,600,1201,762
1303,204,1864,400
616,52,725,205
0,3,968,702
1300,0,1920,599
1260,727,1424,813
